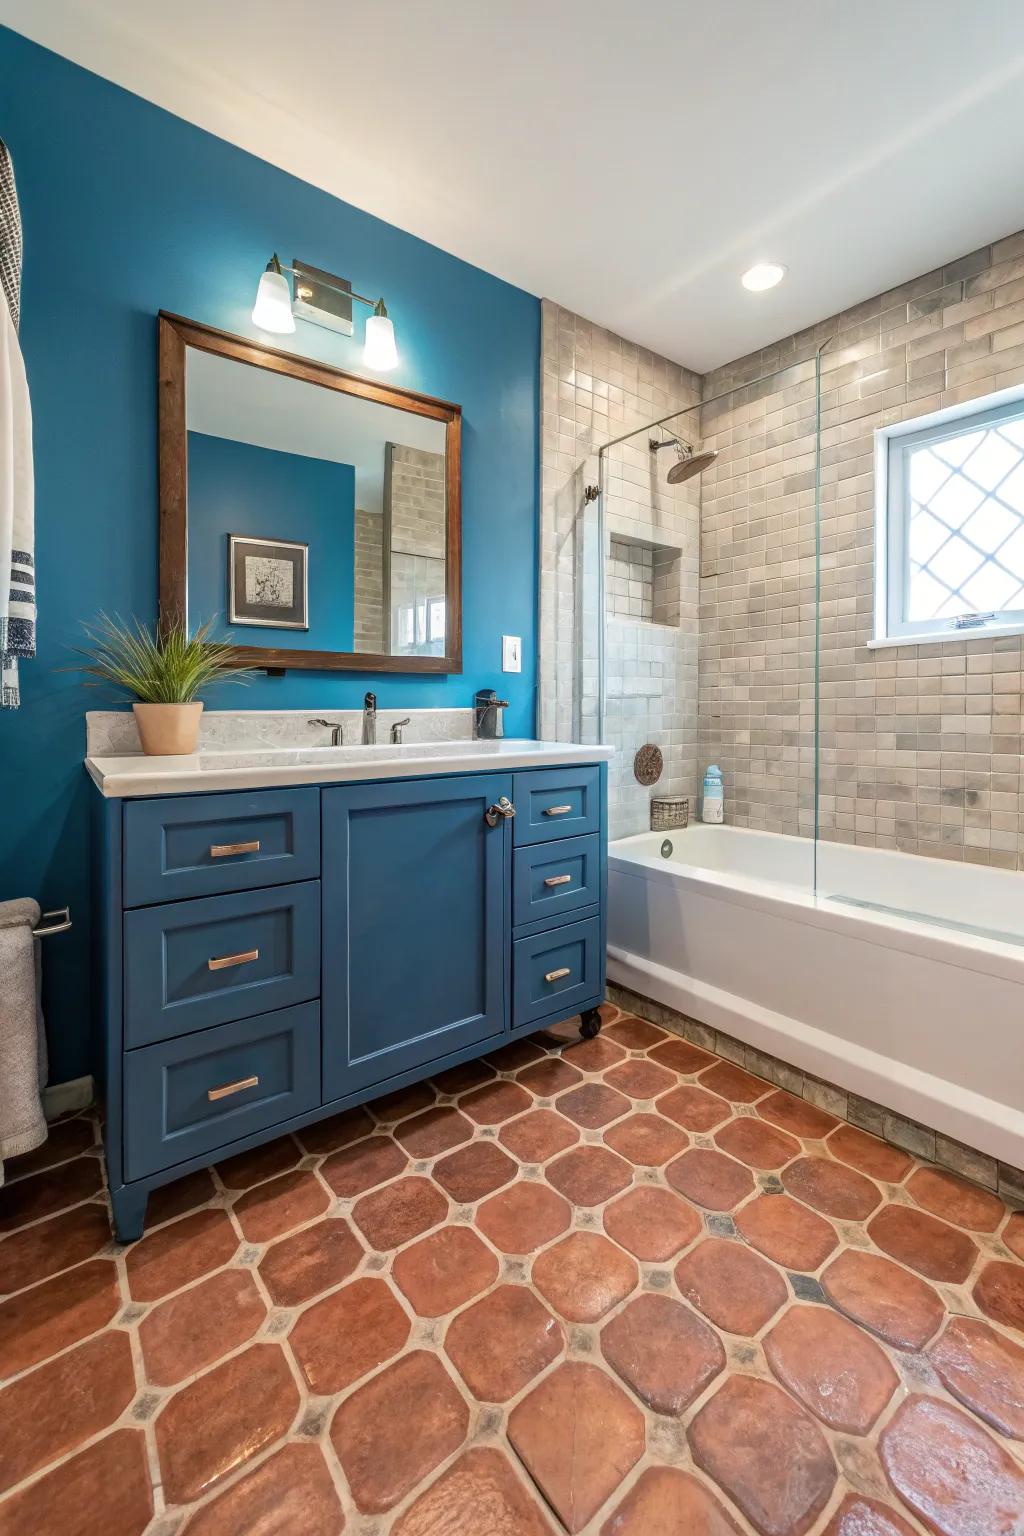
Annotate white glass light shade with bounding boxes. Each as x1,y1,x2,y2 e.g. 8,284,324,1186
252,267,295,333
363,312,399,371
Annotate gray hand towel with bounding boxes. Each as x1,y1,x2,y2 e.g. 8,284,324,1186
0,897,47,1181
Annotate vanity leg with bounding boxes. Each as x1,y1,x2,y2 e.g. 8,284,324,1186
110,1185,149,1245
579,1008,602,1041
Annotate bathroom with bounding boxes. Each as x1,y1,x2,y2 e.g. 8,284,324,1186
1,4,1024,1532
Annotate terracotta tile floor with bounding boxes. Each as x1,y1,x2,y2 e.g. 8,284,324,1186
3,1006,1024,1535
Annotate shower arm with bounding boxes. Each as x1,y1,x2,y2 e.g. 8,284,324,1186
592,335,833,746
596,337,835,459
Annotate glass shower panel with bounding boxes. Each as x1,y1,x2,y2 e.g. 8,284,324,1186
811,343,1024,945
694,353,823,854
597,412,701,839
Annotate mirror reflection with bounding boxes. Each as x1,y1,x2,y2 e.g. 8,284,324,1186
184,348,448,657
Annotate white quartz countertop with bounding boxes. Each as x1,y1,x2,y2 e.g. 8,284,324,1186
85,738,615,798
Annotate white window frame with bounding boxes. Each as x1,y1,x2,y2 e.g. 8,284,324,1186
872,382,1024,648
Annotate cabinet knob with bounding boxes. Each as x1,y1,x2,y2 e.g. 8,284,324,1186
484,797,516,827
210,840,261,858
544,967,572,983
544,874,573,887
543,805,573,817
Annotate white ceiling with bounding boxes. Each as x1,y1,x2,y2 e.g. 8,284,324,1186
5,0,1024,370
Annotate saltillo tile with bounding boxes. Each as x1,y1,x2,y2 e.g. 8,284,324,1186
288,1276,410,1394
880,1395,1024,1534
0,1258,120,1378
330,1350,469,1513
0,1331,136,1494
601,1292,725,1415
392,1225,498,1316
764,1304,898,1434
257,1216,364,1308
599,1466,742,1535
182,1443,342,1536
821,1249,944,1351
688,1375,836,1536
602,1185,701,1261
445,1284,563,1402
533,1231,638,1323
391,1447,554,1536
674,1238,788,1336
508,1361,645,1534
0,1430,152,1536
154,1343,299,1505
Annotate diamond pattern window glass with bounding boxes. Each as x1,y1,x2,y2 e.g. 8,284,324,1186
880,394,1024,642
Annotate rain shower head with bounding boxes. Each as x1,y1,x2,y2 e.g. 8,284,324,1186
649,434,718,485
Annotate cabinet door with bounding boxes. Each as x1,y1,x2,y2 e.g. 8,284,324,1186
322,774,511,1098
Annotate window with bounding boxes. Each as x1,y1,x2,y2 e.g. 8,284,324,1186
875,391,1024,644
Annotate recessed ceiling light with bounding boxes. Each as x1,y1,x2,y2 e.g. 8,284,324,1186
741,262,787,292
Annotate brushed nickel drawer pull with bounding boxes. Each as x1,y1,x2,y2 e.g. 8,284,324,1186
210,839,261,858
544,804,573,816
208,948,259,971
544,874,573,887
207,1074,260,1102
545,966,571,983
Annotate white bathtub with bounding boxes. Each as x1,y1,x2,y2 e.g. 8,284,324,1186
608,825,1024,1169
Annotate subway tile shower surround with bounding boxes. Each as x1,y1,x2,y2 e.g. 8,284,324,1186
0,26,539,1085
699,232,1024,866
541,235,1024,856
540,302,702,836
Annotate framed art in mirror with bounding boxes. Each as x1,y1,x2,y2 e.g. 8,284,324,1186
158,312,462,673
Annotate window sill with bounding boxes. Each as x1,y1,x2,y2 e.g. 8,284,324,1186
867,623,1024,650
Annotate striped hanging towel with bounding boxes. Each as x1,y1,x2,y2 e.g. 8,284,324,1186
0,138,33,710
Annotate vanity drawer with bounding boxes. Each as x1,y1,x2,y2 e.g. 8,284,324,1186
123,881,320,1048
124,1002,320,1179
513,915,602,1030
513,767,601,845
513,834,601,929
123,788,320,907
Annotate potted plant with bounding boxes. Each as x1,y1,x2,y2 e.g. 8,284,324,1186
77,615,249,755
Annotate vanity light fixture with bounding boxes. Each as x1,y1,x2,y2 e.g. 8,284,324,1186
741,262,787,292
251,253,399,369
251,254,296,334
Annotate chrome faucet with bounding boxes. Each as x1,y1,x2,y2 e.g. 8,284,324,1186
474,689,509,739
362,692,377,746
390,717,411,744
307,717,343,746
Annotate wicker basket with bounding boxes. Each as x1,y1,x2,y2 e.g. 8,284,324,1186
650,796,689,832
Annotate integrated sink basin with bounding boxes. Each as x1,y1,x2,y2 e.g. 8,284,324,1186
85,736,615,797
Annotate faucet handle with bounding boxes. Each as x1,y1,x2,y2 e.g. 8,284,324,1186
364,692,377,710
390,717,411,744
307,718,343,746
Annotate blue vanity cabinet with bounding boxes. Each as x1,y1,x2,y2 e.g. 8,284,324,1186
96,758,607,1242
321,773,511,1099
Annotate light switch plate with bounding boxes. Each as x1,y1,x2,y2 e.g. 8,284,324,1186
502,635,522,673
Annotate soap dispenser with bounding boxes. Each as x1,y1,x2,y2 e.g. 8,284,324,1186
702,764,724,824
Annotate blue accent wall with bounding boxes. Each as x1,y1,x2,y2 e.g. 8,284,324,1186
0,27,540,1084
187,432,356,651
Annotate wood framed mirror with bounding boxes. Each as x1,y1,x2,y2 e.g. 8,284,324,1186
158,313,462,673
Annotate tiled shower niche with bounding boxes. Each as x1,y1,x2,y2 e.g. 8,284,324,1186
607,536,682,627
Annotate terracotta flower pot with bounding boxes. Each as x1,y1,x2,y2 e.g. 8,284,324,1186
133,701,204,755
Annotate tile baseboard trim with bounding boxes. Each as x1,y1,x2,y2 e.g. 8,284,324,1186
44,1074,94,1120
607,980,1024,1208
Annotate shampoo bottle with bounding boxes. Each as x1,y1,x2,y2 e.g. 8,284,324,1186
702,764,724,824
